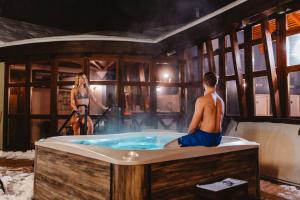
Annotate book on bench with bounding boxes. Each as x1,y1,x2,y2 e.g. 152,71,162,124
196,178,247,192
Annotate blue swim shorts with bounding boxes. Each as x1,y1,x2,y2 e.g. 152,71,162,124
178,129,222,147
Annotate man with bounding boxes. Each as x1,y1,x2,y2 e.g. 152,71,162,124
164,72,224,148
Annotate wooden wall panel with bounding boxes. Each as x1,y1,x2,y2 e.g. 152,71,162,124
34,146,111,200
112,165,150,200
151,149,260,200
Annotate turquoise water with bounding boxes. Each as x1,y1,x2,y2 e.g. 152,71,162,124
72,135,179,150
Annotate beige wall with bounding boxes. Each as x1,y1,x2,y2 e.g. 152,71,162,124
0,63,4,149
228,121,300,185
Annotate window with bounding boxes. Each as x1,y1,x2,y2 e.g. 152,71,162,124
31,86,51,115
123,62,150,82
57,60,83,81
287,10,300,31
8,87,25,114
254,76,272,116
156,87,180,112
123,86,149,113
90,59,117,81
287,33,300,66
90,85,117,115
156,62,179,83
288,71,300,116
226,81,240,115
226,52,234,75
9,64,25,84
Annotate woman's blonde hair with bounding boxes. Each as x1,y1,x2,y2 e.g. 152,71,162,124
74,72,88,88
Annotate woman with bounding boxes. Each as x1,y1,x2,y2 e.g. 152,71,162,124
70,73,108,135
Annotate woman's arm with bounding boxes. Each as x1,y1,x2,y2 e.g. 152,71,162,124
70,88,78,111
87,87,108,110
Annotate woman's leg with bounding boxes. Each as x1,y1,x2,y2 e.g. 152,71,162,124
71,116,81,135
86,116,94,135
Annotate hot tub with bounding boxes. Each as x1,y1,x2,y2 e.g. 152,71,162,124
34,131,260,200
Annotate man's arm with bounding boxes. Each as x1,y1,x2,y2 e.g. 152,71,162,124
188,97,204,134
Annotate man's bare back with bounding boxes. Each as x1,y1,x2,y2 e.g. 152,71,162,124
164,72,224,148
189,92,224,134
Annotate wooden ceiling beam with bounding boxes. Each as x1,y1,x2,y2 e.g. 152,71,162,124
262,19,281,117
205,40,216,73
230,31,247,117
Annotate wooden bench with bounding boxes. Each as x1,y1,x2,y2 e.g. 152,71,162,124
196,178,248,200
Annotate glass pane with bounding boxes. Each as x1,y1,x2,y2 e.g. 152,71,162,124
225,34,231,47
287,33,300,66
8,117,27,149
31,87,51,115
214,55,219,76
57,85,72,115
237,30,244,44
156,87,180,112
9,87,25,114
288,71,300,116
190,46,198,57
226,81,240,115
89,59,117,81
287,10,300,31
123,62,150,82
212,39,219,50
124,86,150,114
226,52,234,75
157,118,177,130
90,85,117,115
31,62,51,83
156,62,179,83
253,44,266,71
240,49,245,74
254,76,272,116
203,58,209,74
31,119,51,145
9,64,26,83
252,24,261,40
57,60,83,81
186,58,201,82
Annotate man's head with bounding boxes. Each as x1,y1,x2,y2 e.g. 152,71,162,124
203,72,218,90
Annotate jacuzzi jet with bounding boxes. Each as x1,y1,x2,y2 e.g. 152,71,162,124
122,151,139,161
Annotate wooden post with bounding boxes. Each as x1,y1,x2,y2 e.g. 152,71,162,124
244,26,255,117
218,37,226,105
262,19,281,117
206,40,216,73
198,43,205,93
25,62,31,149
178,52,186,130
51,57,58,136
276,14,288,117
230,32,248,117
3,63,8,150
150,57,157,128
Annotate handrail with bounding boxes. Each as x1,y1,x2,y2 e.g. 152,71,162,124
57,105,88,135
93,106,111,129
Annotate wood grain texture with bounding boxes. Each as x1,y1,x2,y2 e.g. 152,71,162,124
112,164,150,200
34,146,111,200
151,148,259,200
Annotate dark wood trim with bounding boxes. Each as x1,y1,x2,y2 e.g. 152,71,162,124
150,58,157,128
205,40,216,73
244,26,254,117
198,43,204,91
25,61,31,149
3,63,9,150
287,65,300,72
218,37,226,104
51,58,58,136
230,32,247,117
262,19,281,117
122,82,150,86
253,70,268,77
276,14,288,118
88,81,118,85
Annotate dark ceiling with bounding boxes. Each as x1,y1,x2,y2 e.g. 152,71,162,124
0,0,235,33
